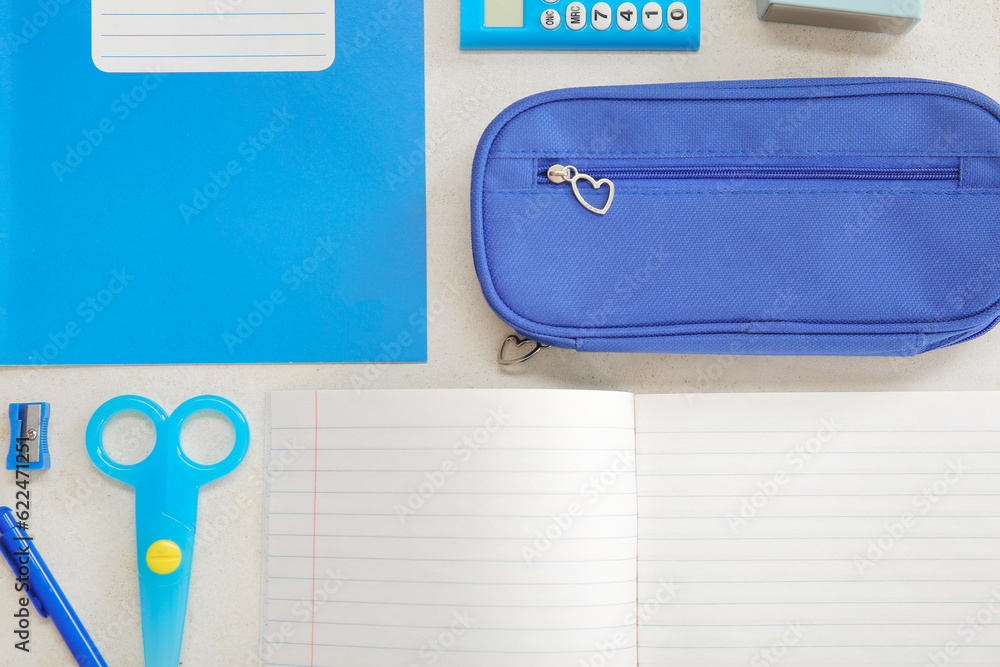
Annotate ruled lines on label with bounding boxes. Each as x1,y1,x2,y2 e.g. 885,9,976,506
92,0,335,73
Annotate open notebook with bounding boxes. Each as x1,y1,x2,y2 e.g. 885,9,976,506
263,390,1000,666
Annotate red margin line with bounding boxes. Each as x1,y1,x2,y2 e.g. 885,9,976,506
310,390,319,665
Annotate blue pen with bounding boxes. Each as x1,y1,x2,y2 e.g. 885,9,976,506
0,507,107,667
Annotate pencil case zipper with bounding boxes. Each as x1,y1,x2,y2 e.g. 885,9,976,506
537,157,962,215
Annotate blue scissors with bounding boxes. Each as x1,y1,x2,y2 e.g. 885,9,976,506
86,395,250,667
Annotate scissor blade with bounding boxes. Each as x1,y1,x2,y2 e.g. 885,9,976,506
139,573,190,667
134,505,197,667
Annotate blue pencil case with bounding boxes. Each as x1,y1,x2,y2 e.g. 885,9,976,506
471,78,1000,359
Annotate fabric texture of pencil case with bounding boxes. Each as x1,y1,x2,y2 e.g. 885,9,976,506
471,77,1000,359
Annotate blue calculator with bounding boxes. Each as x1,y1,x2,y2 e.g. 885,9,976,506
461,0,700,50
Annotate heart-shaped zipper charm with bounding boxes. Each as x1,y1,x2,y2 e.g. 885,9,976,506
569,172,615,215
547,164,615,215
497,334,549,365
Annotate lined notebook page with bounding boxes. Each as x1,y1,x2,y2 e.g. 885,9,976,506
636,392,1000,667
264,389,638,667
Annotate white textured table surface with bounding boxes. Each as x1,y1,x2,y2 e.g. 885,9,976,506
2,1,1000,664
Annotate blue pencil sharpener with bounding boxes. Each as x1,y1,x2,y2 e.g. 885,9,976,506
7,403,51,471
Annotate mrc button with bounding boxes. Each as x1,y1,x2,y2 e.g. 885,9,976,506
566,1,586,30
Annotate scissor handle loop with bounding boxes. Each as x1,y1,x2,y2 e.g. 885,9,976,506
86,395,250,490
86,395,167,488
169,395,250,487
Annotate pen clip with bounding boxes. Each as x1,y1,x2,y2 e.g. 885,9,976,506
0,535,47,617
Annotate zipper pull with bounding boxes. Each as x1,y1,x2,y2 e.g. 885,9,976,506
497,334,549,365
547,164,615,216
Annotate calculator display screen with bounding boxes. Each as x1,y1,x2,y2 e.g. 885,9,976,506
484,0,524,27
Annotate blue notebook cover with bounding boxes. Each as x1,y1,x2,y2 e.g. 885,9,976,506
0,0,426,364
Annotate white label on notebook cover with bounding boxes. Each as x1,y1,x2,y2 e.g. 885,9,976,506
92,0,335,73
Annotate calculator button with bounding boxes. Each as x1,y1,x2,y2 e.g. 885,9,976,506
617,2,638,30
641,2,662,30
566,2,587,30
592,2,612,30
666,1,687,30
541,8,561,29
